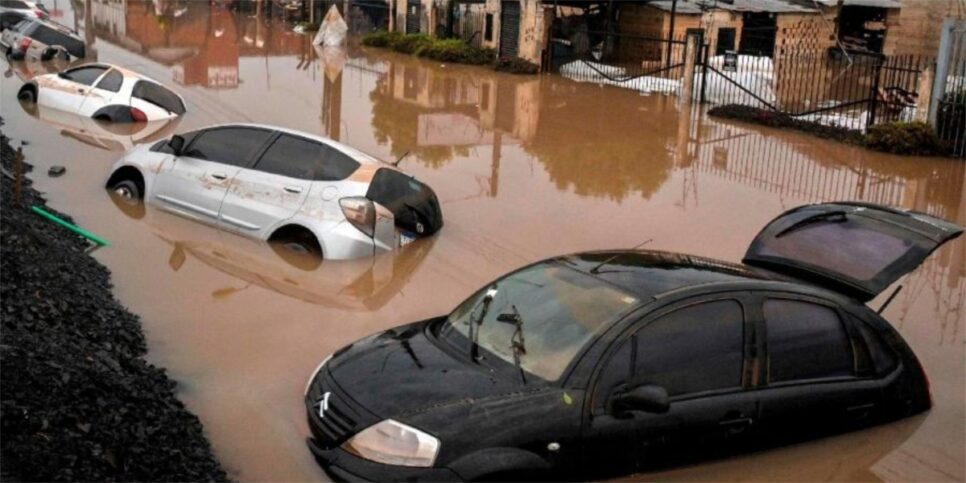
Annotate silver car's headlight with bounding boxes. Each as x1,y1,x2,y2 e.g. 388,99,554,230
303,354,332,396
342,419,440,467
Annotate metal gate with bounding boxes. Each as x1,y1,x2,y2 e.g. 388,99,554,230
931,19,966,158
347,0,390,33
499,1,520,59
698,45,930,133
406,0,421,34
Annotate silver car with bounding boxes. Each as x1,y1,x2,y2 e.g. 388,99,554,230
1,17,84,60
106,123,443,259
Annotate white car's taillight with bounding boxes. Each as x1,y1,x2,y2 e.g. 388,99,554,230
339,196,375,238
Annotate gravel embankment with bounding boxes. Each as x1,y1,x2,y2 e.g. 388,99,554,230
1,125,229,481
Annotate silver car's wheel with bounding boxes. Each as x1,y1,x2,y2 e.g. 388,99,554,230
111,179,141,201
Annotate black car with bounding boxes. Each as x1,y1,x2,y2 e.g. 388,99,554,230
304,202,962,481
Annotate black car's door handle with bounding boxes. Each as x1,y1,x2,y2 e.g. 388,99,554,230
719,417,753,427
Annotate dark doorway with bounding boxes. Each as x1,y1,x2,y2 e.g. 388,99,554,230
716,27,736,56
407,0,421,34
500,1,520,58
740,12,776,57
838,6,888,54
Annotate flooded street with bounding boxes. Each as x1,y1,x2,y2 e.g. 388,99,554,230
1,2,963,481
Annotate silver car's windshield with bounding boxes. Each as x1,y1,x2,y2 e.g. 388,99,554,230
440,262,640,381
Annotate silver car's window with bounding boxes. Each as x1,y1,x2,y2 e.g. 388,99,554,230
182,128,273,167
62,66,107,86
254,135,359,181
95,69,123,93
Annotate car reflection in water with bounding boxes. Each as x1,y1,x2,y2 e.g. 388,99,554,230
108,190,435,311
20,102,181,151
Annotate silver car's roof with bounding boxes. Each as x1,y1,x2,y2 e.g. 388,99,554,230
195,123,389,168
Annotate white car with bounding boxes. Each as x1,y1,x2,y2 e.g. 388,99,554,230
105,123,444,259
23,103,181,152
17,63,186,122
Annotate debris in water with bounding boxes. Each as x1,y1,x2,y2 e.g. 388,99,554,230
48,165,66,177
313,5,347,47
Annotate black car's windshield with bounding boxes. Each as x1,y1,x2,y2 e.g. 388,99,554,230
439,262,641,382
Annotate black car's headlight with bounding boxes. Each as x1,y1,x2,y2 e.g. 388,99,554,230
304,354,332,396
342,419,440,467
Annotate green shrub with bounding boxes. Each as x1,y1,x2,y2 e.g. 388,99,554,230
392,33,433,54
363,31,494,65
493,57,539,74
865,122,944,156
362,31,401,48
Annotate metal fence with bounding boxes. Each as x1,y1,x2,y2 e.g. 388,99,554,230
549,30,689,95
698,48,931,133
932,20,966,158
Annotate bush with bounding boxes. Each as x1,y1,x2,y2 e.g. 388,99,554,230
361,30,400,48
362,31,496,65
494,57,539,74
865,122,944,156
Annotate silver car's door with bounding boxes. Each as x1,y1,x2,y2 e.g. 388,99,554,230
219,134,358,236
150,126,274,225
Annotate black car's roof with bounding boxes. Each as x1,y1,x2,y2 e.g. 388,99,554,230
561,249,771,300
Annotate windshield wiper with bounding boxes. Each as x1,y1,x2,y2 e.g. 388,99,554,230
497,306,527,385
775,211,847,238
467,287,498,363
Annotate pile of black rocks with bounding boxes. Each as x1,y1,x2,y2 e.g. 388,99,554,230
1,126,229,481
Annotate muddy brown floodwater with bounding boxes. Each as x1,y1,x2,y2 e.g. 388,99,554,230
1,2,963,481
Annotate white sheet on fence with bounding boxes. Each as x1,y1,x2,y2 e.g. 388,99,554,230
559,55,776,106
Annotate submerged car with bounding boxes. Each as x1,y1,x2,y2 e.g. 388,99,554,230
304,202,962,481
17,63,185,121
22,103,181,151
106,123,443,259
2,18,82,60
0,0,47,22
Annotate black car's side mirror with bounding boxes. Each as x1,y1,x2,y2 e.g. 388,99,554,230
613,384,670,414
168,135,185,156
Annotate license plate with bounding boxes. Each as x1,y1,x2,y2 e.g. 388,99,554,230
399,232,416,247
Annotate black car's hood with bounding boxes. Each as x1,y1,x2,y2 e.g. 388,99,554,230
326,318,522,418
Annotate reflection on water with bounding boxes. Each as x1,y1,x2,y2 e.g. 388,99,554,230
108,192,436,311
1,2,962,482
23,103,181,151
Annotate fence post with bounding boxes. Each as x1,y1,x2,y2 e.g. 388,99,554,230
700,41,708,104
929,19,956,126
914,65,934,123
682,31,701,104
867,59,882,129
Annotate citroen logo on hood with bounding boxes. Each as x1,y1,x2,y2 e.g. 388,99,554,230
316,391,331,418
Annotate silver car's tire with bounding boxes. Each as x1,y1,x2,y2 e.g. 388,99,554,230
111,179,142,201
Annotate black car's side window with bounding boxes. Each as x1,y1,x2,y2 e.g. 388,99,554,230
851,318,898,376
63,66,108,86
764,299,854,383
632,300,744,397
182,128,273,167
596,300,744,407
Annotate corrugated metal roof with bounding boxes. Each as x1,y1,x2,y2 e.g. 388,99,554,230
647,0,817,14
805,0,902,7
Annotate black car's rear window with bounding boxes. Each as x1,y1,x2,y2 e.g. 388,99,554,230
132,80,185,114
29,24,84,58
